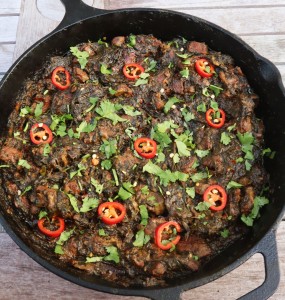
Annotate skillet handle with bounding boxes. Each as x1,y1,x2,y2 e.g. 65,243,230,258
54,0,109,32
238,230,280,300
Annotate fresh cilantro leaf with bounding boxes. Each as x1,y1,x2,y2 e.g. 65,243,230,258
145,60,157,73
190,172,208,183
220,132,232,145
133,72,150,86
80,196,99,213
99,139,117,159
164,96,183,113
100,64,113,75
180,68,189,79
195,149,210,158
43,143,51,157
181,107,195,122
202,87,210,97
197,102,206,112
176,53,189,59
119,105,141,116
98,38,108,47
139,204,149,226
122,182,135,194
38,211,48,220
55,228,74,254
156,120,179,133
104,246,120,263
186,187,195,198
237,132,255,146
101,159,112,170
245,160,252,171
18,159,31,170
0,165,10,168
67,193,80,213
176,140,191,157
99,228,107,236
227,123,236,132
112,169,119,186
95,100,127,125
241,196,269,226
127,34,136,47
118,187,132,200
70,46,89,69
220,229,229,238
141,186,149,195
226,181,243,190
109,87,116,95
84,97,99,114
143,160,189,187
86,256,104,263
195,201,211,211
156,151,166,163
20,106,31,117
34,102,43,117
91,178,104,194
209,85,223,97
70,163,86,179
21,185,32,196
173,153,180,164
133,230,150,247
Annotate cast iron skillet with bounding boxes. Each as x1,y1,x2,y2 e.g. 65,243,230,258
0,0,285,299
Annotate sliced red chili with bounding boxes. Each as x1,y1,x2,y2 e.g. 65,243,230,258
30,123,53,145
98,202,126,225
134,137,157,159
206,108,225,128
155,221,181,251
195,59,215,78
203,185,227,211
123,63,144,80
38,216,65,238
51,66,71,90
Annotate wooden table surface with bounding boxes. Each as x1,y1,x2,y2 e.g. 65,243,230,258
0,0,284,299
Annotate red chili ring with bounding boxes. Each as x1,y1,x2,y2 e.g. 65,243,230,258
195,58,215,78
134,137,157,159
30,123,53,145
123,63,144,80
51,66,71,90
154,221,181,250
98,202,126,225
203,185,227,211
38,216,65,238
206,108,226,128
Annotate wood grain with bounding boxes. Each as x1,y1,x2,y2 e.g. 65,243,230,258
0,0,21,14
0,44,15,72
0,222,283,300
0,16,18,42
105,0,285,9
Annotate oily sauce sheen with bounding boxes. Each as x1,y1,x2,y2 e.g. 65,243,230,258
0,35,268,287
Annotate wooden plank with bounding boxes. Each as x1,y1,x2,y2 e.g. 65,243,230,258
0,0,21,14
37,0,104,22
0,221,283,299
105,0,285,9
0,16,18,42
0,44,15,73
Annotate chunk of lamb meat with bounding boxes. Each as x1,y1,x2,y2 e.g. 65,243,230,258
0,145,23,164
187,41,208,54
176,235,211,257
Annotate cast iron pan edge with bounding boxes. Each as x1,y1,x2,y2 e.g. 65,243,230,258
0,0,284,299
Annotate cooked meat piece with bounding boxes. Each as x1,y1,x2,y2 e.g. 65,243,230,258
176,236,211,257
187,41,208,54
0,145,23,164
73,67,89,82
112,36,125,47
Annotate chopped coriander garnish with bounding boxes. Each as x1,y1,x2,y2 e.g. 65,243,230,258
108,87,116,95
21,185,32,196
70,46,89,69
34,102,43,117
91,178,104,194
195,201,211,212
197,102,206,113
18,159,31,170
104,246,120,263
226,181,243,190
190,172,208,183
164,96,183,113
67,193,80,213
241,196,269,226
99,228,107,236
43,143,51,157
99,139,117,159
186,187,195,198
133,229,150,247
180,68,189,79
220,229,229,238
98,38,109,47
112,169,119,186
195,149,210,158
80,196,99,213
209,84,223,97
220,132,232,146
133,72,150,86
95,100,127,125
100,64,113,75
55,228,74,254
38,210,48,220
139,204,149,226
101,159,112,170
